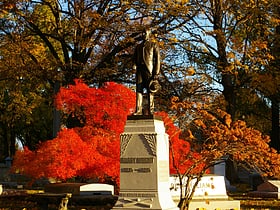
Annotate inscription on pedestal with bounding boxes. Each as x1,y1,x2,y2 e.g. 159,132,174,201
121,157,154,173
120,193,157,197
121,168,152,173
121,157,154,164
121,168,134,173
135,168,152,173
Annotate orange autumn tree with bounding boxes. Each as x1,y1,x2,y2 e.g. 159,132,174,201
12,80,136,184
169,96,280,209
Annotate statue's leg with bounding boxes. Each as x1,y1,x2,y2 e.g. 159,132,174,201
134,92,143,115
148,93,154,115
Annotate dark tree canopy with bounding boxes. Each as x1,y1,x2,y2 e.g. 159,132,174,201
0,0,279,158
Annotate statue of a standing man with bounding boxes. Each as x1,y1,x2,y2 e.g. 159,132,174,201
133,28,161,115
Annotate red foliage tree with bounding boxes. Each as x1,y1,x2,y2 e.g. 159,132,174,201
55,80,135,134
12,80,135,184
13,129,89,180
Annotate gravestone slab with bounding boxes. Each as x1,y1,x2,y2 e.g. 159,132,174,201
170,175,228,203
212,159,236,192
249,180,280,199
113,116,178,210
45,183,114,196
258,180,280,192
192,175,228,199
170,175,240,210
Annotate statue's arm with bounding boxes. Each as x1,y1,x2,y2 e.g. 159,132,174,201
153,43,161,77
132,45,138,70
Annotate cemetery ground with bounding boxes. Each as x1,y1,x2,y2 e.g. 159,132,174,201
1,178,280,209
0,189,118,210
1,190,280,209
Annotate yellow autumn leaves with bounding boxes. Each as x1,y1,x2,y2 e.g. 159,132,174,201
170,96,280,178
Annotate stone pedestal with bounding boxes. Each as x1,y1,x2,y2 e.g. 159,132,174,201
114,116,178,210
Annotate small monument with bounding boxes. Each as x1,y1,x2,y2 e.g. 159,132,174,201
45,183,114,196
258,180,280,193
170,175,240,210
212,159,236,192
248,180,280,199
113,116,178,210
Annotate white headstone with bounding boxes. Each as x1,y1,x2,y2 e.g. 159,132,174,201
169,175,240,210
191,175,228,199
45,183,114,196
170,175,228,202
214,160,238,191
80,183,114,195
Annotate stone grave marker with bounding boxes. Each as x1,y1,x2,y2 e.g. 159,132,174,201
258,180,280,192
249,180,280,199
212,159,236,192
170,175,240,210
45,183,114,196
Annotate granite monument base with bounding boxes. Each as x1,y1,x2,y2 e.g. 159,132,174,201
113,116,178,210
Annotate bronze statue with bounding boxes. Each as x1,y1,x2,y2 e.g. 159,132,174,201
133,28,161,115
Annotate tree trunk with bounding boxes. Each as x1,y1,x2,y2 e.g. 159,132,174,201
271,98,280,151
222,74,236,119
3,125,16,159
53,81,61,138
270,8,280,150
212,0,236,119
